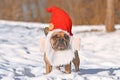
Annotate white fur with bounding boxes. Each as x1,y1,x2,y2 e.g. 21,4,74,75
39,37,45,52
71,37,80,50
45,29,75,66
47,50,74,66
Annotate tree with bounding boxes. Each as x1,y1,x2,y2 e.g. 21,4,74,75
105,0,115,32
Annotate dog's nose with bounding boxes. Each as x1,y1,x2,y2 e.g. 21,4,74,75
59,38,64,43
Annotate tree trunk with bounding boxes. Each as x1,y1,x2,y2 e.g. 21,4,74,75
105,0,115,32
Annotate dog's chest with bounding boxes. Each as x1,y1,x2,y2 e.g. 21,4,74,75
46,50,74,66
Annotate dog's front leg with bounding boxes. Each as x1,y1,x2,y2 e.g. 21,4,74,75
44,53,52,74
64,63,71,74
72,50,80,71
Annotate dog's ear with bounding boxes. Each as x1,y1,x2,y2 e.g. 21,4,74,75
44,23,54,36
44,27,50,36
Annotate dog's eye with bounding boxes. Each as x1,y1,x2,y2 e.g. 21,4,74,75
64,34,69,40
52,35,58,39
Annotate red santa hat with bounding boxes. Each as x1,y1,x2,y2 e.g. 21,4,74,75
46,6,73,36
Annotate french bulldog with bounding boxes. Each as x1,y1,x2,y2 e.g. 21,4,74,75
43,27,80,74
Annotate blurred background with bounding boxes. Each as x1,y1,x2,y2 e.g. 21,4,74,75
0,0,119,25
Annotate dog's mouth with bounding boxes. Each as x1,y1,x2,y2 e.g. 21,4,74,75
57,44,67,50
52,40,68,50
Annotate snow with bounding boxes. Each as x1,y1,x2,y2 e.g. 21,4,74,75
0,20,120,80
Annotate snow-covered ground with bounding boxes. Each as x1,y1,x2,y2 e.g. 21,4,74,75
0,20,120,80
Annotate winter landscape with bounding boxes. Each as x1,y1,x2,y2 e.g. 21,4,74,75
0,20,120,80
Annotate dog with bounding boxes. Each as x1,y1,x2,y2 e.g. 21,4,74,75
43,27,80,74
